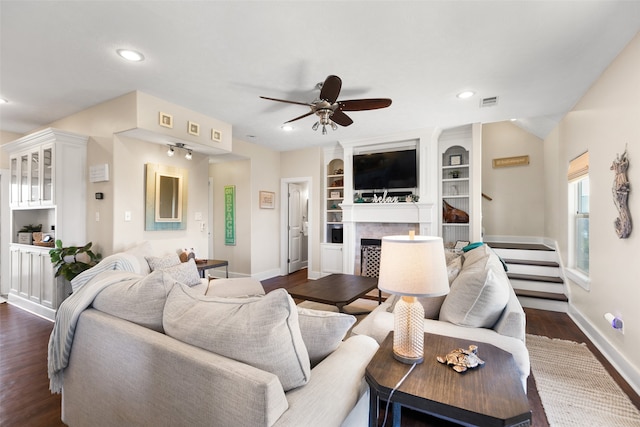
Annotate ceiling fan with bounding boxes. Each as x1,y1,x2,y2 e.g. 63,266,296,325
260,75,392,134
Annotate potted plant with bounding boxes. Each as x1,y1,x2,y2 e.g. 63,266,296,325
49,240,102,282
17,223,42,245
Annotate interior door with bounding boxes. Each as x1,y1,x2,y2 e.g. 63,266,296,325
288,183,303,273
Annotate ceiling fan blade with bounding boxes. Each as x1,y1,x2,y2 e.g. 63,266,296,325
331,110,353,127
285,111,315,124
259,96,311,107
319,75,342,104
338,98,392,111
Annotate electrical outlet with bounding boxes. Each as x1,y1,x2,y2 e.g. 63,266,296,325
124,211,132,221
95,212,100,222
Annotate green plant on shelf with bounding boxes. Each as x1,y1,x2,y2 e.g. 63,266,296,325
18,223,42,234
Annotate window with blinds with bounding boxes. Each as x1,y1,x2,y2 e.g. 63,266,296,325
569,152,589,275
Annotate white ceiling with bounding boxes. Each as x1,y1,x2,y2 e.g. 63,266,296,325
1,1,639,152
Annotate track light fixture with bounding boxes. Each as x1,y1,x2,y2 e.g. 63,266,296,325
166,143,192,160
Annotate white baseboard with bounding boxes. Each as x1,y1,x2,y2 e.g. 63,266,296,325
7,293,55,322
568,304,640,396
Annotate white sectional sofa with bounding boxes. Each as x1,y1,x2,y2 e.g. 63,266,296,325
50,244,379,427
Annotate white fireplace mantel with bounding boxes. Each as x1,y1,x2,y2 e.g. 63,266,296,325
340,201,437,274
341,202,435,224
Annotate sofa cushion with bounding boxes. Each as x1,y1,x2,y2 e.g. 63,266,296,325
439,245,510,328
160,258,201,286
163,285,311,391
92,270,174,332
146,253,181,271
297,307,356,367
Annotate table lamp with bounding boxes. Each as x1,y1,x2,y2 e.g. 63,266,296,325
378,233,449,364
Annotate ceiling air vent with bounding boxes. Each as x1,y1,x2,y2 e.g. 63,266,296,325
480,96,499,108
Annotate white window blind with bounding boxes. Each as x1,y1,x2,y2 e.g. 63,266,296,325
568,152,589,182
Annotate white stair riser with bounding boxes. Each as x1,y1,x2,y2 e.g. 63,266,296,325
506,264,561,277
492,248,557,262
517,296,568,312
510,279,565,294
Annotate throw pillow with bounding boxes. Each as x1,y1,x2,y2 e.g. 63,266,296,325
146,253,181,271
297,307,356,367
92,270,174,332
447,254,463,284
163,285,311,391
161,258,201,286
124,241,154,275
439,246,510,328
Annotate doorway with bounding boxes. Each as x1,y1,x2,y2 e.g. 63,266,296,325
280,177,312,276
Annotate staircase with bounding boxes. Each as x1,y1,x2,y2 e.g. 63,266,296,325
485,240,568,312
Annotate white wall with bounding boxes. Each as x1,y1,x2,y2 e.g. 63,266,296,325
545,32,640,391
210,156,252,276
482,121,545,237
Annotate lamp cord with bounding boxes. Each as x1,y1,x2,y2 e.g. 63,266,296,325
380,362,417,427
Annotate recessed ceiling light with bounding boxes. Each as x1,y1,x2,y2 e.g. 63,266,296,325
116,49,145,62
0,98,8,104
457,91,475,99
281,124,294,131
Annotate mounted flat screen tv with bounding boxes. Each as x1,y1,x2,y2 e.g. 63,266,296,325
353,149,417,191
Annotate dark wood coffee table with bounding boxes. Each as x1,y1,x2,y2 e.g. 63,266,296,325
287,274,379,313
366,332,531,427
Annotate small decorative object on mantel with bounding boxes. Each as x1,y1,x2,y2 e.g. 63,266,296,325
405,194,420,203
372,190,399,203
437,345,485,373
611,147,632,239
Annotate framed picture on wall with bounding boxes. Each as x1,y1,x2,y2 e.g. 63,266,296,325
259,191,275,209
188,121,200,136
159,112,173,128
449,154,462,166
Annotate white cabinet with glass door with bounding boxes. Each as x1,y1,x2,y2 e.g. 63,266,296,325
9,144,54,207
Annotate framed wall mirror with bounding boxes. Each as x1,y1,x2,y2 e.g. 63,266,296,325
145,163,188,230
155,173,183,222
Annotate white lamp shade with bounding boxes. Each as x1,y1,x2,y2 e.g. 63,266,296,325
377,235,449,297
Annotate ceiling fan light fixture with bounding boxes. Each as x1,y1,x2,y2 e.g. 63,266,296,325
167,145,175,157
331,122,338,131
322,125,327,135
312,122,320,131
185,150,192,160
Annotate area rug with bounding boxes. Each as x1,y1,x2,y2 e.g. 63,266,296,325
526,334,640,427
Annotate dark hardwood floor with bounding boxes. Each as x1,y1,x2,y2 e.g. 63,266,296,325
1,268,638,426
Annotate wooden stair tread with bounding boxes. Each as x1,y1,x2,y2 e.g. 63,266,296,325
508,273,564,284
487,242,555,251
503,258,560,268
515,289,568,302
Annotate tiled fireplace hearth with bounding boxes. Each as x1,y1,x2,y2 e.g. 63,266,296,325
341,202,437,274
